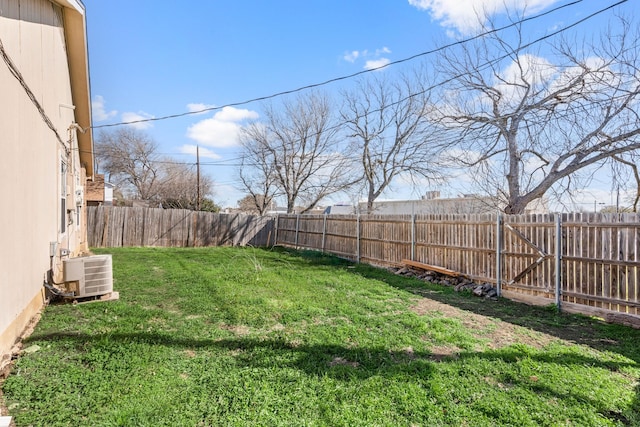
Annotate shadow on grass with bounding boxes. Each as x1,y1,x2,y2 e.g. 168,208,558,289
268,248,640,358
35,246,640,424
26,329,639,424
29,330,639,371
30,331,432,381
267,247,640,423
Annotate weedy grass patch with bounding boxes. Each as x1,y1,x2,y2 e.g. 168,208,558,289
2,246,639,426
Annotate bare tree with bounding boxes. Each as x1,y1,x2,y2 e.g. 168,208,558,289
237,194,274,214
341,72,444,213
612,154,640,212
239,92,355,213
96,128,161,200
435,15,640,214
237,138,280,215
96,128,218,210
156,161,214,210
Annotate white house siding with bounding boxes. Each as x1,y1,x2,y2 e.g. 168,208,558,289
0,0,91,364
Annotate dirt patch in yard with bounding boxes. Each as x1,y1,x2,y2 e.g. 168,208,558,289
219,323,251,336
410,297,561,350
428,345,462,361
329,357,359,368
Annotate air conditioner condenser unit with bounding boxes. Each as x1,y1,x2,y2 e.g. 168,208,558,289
63,255,113,298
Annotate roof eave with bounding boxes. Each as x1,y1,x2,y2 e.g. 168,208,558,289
58,0,94,178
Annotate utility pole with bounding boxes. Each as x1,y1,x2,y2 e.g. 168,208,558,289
196,145,201,211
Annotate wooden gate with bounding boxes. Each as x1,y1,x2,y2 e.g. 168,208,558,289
500,215,559,300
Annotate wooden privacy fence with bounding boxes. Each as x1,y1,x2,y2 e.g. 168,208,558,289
87,206,275,248
275,213,640,322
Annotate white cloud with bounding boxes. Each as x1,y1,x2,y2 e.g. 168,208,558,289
551,56,614,94
187,103,216,114
408,0,560,34
186,106,259,148
491,54,617,111
178,144,221,160
187,120,242,148
345,47,392,70
343,50,362,63
501,54,555,85
214,106,259,122
364,58,391,71
92,95,117,122
442,147,484,167
215,183,243,208
495,54,556,107
121,111,155,129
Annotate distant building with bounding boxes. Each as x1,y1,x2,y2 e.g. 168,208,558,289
266,206,327,215
323,204,356,215
86,174,113,206
105,182,115,205
86,174,105,206
265,207,288,215
359,193,549,215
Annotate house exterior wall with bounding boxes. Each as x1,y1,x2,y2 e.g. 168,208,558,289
0,0,93,364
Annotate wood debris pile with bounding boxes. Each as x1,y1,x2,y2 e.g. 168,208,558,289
390,260,499,301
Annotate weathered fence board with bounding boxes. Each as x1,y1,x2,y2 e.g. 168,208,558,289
88,206,275,248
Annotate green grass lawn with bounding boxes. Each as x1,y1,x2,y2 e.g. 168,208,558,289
2,247,639,426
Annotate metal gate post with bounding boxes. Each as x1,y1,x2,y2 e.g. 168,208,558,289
322,214,327,253
273,215,279,246
555,215,563,311
411,214,416,261
356,214,361,263
496,213,503,297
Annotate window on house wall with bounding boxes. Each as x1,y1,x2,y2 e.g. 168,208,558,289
61,159,67,234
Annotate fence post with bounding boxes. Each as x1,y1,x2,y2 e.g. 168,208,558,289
295,214,300,249
555,214,562,311
411,214,416,261
273,215,279,246
141,207,147,247
356,214,361,263
322,214,327,253
496,213,503,297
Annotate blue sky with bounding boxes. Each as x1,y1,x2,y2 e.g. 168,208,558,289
86,0,637,209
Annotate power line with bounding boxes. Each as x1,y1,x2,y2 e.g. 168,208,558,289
89,1,630,182
75,146,248,166
91,0,590,129
228,0,629,165
0,37,66,146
